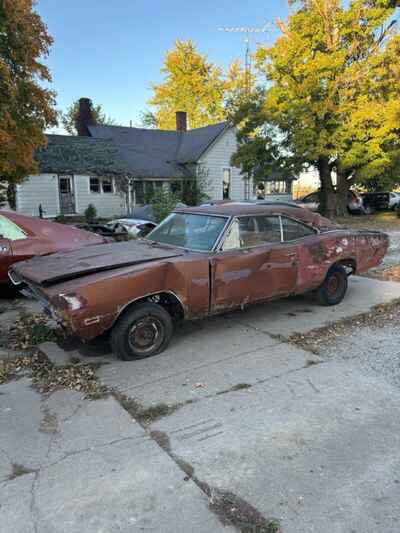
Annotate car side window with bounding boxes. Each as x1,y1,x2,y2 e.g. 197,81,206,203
282,217,315,241
303,193,318,203
238,216,282,247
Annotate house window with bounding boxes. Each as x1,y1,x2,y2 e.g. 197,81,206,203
264,181,288,195
102,177,113,194
134,181,144,204
90,177,114,194
223,169,231,199
90,177,101,193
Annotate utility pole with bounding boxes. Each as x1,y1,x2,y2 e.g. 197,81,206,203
218,23,272,200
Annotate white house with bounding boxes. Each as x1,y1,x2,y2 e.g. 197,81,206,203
15,99,296,219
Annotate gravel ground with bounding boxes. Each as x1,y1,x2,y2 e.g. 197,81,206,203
320,325,400,388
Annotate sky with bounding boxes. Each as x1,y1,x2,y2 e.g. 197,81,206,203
36,0,289,132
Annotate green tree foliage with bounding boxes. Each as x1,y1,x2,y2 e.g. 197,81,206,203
146,40,247,130
0,0,57,186
232,0,400,215
61,100,116,135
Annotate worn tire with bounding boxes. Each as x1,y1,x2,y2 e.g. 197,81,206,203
110,303,173,361
315,265,348,306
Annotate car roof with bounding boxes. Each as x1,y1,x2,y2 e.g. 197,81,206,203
174,202,337,230
176,202,303,217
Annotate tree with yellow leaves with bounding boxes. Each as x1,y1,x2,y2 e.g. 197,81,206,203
0,0,57,190
233,0,400,215
144,40,248,130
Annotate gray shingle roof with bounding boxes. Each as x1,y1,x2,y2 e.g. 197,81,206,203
36,135,130,176
88,122,230,178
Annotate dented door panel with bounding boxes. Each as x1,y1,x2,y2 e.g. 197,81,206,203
210,243,298,313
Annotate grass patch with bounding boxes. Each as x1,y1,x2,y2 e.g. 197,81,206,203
114,392,182,426
8,463,36,481
217,383,251,395
334,211,400,231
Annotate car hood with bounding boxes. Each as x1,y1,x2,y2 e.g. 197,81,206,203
12,240,184,286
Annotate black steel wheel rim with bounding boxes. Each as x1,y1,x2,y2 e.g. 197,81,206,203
128,316,164,355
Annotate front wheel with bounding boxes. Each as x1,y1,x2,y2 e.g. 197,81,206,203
110,303,173,360
315,265,348,306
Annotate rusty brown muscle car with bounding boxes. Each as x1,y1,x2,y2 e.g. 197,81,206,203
10,203,388,360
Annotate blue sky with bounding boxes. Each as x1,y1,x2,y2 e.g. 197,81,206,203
36,0,289,131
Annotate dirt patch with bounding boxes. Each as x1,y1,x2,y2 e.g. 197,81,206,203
362,265,400,282
289,299,400,354
149,430,281,532
39,410,59,434
206,487,282,533
7,463,36,481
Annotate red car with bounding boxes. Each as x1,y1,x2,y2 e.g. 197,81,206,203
11,203,388,360
0,211,107,287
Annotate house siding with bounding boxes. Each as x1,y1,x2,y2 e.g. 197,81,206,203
74,175,126,217
16,174,59,217
16,174,126,218
198,127,245,201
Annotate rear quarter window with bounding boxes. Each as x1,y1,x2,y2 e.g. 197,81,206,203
282,217,316,241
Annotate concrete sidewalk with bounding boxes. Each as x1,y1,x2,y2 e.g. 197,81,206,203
2,275,400,532
0,380,233,533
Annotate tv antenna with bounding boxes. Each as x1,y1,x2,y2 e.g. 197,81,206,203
218,23,272,97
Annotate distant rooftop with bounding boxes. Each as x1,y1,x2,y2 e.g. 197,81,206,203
88,122,230,178
36,135,129,176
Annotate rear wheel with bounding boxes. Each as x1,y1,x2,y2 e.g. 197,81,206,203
110,303,173,360
315,265,348,306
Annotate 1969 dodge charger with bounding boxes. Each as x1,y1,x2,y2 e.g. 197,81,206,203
10,203,388,360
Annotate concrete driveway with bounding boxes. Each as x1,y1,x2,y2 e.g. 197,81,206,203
2,275,400,532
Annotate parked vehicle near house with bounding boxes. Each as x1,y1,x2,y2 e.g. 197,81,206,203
106,218,157,238
360,192,400,213
389,192,400,210
0,211,107,287
10,203,388,360
297,190,365,214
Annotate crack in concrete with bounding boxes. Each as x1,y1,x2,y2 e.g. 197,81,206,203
29,471,40,533
43,434,149,471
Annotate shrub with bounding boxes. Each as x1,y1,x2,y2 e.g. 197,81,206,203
150,189,181,223
84,204,97,223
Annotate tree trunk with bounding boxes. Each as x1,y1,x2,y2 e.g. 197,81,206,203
336,166,351,217
317,157,336,218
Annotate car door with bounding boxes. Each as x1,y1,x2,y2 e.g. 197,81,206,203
210,215,298,313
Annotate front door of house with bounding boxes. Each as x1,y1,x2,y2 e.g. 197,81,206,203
58,175,75,214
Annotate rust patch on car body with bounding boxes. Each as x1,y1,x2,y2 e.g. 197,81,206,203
11,204,389,343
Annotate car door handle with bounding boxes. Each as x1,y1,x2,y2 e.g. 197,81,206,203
0,246,8,252
288,252,297,258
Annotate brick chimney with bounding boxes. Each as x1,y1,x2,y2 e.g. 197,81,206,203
75,97,96,136
176,111,187,132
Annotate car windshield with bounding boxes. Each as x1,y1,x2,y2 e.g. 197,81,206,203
0,214,27,241
145,212,227,251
